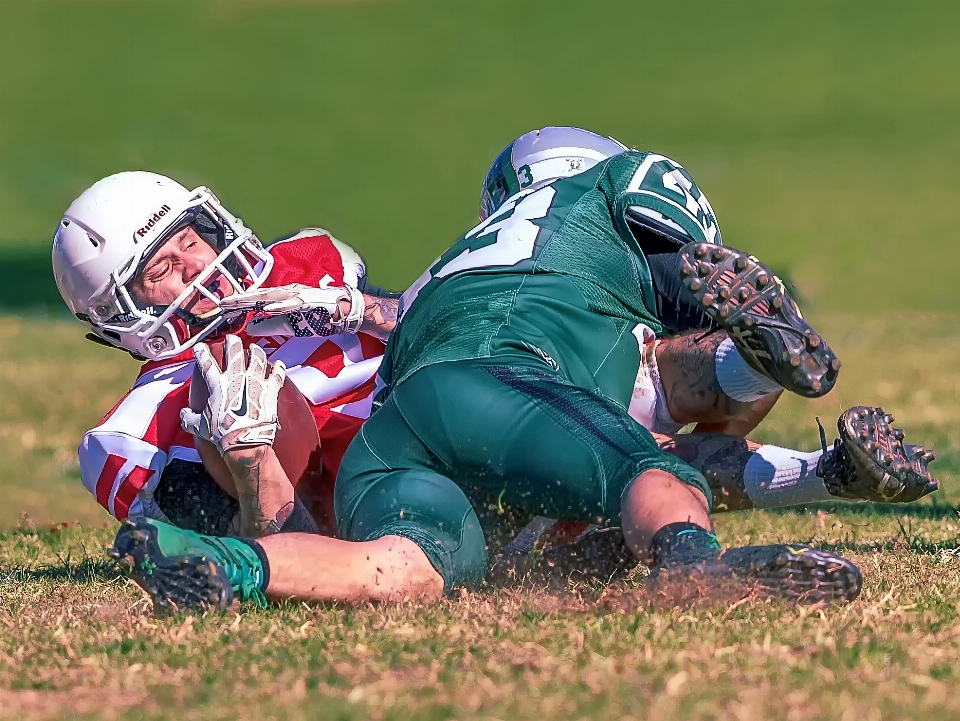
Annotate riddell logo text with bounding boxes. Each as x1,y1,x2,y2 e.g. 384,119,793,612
136,205,172,238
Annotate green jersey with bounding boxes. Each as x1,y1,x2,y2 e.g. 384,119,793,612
380,150,721,402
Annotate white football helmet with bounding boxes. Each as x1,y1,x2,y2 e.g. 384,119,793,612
480,126,628,221
52,171,274,360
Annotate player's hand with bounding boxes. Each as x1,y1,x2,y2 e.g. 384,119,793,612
219,283,365,337
180,335,286,455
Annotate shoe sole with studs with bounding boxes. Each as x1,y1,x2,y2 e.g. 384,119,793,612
652,544,862,605
839,406,939,502
679,242,840,398
110,517,233,613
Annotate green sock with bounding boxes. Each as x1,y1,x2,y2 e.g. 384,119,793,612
147,520,270,607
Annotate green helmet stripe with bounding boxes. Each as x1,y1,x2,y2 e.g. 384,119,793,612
499,142,522,196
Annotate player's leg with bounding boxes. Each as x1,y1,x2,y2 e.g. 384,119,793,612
394,360,862,603
112,394,487,610
646,248,785,436
112,516,444,611
657,406,939,510
677,242,841,398
502,405,938,582
653,329,783,436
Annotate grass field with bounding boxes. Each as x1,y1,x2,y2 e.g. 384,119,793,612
3,0,960,719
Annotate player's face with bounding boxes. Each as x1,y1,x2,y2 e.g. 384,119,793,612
129,226,233,315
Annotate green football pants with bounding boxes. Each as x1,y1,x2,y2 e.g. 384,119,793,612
334,359,709,592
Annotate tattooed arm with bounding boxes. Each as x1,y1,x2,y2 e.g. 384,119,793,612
222,445,293,537
222,445,319,537
359,293,399,340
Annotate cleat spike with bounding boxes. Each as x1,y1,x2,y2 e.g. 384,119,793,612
698,262,712,277
789,353,801,368
688,279,702,292
756,273,769,288
735,257,748,271
702,293,715,308
892,428,905,441
694,245,708,259
718,286,731,300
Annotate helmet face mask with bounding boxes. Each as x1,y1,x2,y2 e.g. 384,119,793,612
53,172,274,361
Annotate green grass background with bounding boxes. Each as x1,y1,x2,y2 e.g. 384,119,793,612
3,2,960,719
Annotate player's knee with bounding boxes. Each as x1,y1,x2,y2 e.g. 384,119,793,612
365,534,446,603
339,469,489,594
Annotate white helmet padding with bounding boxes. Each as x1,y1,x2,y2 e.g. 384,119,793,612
53,171,274,360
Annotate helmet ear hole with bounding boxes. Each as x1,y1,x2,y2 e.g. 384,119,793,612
88,235,99,248
101,329,122,341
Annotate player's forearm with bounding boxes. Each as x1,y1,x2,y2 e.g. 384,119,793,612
222,445,297,537
359,293,398,340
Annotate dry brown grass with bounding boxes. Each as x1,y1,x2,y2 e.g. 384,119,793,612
2,315,960,720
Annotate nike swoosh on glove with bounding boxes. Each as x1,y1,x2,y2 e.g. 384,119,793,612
180,335,286,455
218,282,365,337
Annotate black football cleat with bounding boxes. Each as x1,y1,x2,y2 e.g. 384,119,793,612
649,543,862,605
110,517,236,613
818,406,939,503
679,242,841,398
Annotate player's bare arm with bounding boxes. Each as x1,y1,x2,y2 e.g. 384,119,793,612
360,293,398,340
218,283,396,340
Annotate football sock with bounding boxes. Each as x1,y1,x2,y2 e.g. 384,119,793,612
649,521,722,567
742,445,833,508
203,535,270,606
714,337,783,402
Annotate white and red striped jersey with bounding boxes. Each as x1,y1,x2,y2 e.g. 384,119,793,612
79,229,385,528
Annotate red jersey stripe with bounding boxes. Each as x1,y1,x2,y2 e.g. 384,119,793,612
95,454,127,510
113,465,156,520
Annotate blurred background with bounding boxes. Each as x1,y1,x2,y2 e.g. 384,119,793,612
1,0,959,528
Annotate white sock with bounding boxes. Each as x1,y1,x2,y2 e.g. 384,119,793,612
743,445,833,508
714,337,783,402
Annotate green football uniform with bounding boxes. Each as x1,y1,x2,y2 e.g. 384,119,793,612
336,150,721,592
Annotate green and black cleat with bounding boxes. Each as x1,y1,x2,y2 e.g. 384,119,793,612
819,406,939,503
679,242,841,398
649,543,863,605
110,517,265,613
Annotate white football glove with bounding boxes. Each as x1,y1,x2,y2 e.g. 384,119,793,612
180,335,287,455
218,282,365,337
